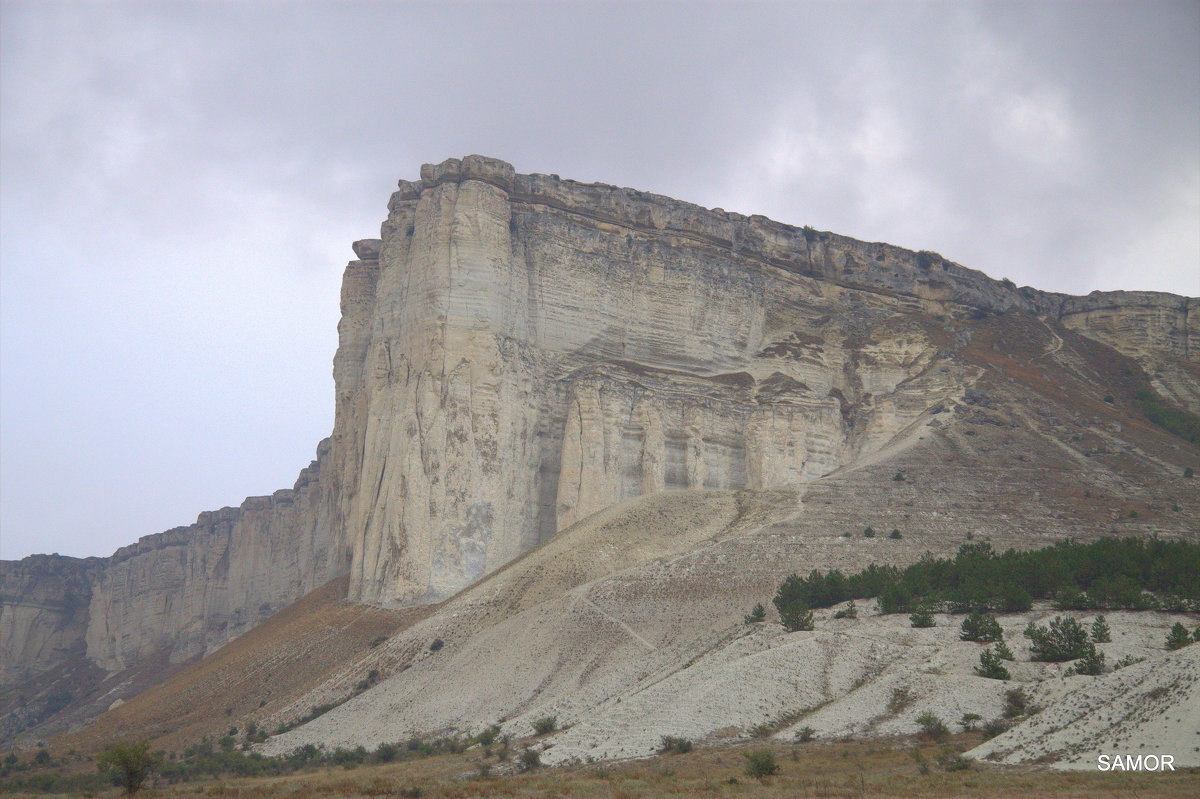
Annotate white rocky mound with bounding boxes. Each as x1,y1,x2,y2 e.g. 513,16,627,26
259,489,1200,769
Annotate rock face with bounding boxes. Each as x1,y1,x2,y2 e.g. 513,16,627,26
0,555,99,687
335,155,1198,606
1,155,1196,706
1057,292,1199,413
82,443,350,672
1,442,350,691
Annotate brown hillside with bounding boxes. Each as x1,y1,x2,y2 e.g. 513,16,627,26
57,577,421,755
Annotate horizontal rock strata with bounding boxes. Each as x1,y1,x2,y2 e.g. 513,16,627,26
2,155,1196,711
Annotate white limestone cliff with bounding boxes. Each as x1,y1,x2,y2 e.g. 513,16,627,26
2,155,1196,697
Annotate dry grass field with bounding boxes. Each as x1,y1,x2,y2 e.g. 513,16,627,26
56,577,423,756
7,736,1196,798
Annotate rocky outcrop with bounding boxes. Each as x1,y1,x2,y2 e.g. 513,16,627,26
2,155,1196,700
1,441,350,688
1056,292,1199,413
82,441,350,672
340,156,984,605
0,556,99,688
338,156,1197,607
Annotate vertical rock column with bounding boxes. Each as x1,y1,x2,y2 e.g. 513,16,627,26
346,157,545,606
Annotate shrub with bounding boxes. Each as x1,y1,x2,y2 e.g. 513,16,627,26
1028,616,1090,661
981,719,1007,739
937,752,971,771
743,749,779,779
532,716,557,735
960,712,982,731
910,749,931,774
1090,615,1111,643
1194,625,1200,643
1185,467,1194,478
429,638,444,651
331,746,367,769
1003,688,1029,719
518,748,540,772
915,711,949,741
833,600,857,619
369,636,388,648
888,686,914,715
373,742,398,763
960,611,1004,642
916,250,941,271
890,529,902,539
975,647,1010,680
744,603,766,624
910,604,935,628
795,726,815,743
864,526,876,538
659,735,693,754
96,740,160,795
893,471,906,481
476,724,501,747
1166,622,1193,650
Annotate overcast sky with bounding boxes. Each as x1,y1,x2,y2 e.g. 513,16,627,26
2,1,1197,561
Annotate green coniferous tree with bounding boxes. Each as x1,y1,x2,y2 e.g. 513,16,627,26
1166,622,1193,650
910,604,936,628
1090,615,1111,643
960,611,1003,642
1069,643,1105,676
1028,616,1090,662
778,599,814,632
744,602,766,624
975,647,1011,680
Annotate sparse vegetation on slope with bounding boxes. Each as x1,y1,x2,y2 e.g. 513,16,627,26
1134,388,1200,444
10,736,1199,798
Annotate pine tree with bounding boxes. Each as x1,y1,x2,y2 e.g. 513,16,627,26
778,599,814,632
1028,616,1090,662
1068,643,1105,676
1166,622,1192,650
975,647,1010,680
1090,615,1111,643
744,602,766,623
960,610,1003,642
993,638,1015,661
910,604,935,628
